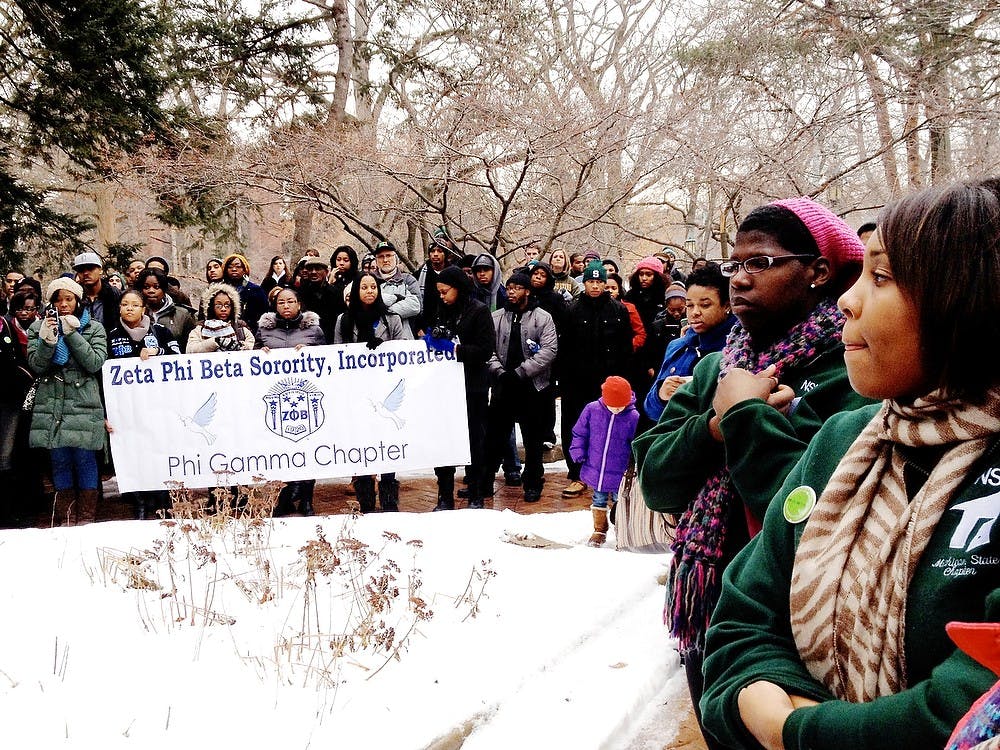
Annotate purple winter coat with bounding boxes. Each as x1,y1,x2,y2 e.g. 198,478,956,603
569,394,640,492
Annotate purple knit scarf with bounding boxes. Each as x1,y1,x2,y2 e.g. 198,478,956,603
665,297,845,653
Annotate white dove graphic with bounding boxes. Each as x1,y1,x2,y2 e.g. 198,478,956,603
179,392,218,444
370,379,406,429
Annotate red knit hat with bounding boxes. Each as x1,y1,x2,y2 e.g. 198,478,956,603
772,197,865,280
634,256,665,275
601,376,633,408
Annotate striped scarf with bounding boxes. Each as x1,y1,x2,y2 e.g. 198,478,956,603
790,387,1000,702
665,298,845,654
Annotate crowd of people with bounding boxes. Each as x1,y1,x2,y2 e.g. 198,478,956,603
0,237,686,526
0,180,998,749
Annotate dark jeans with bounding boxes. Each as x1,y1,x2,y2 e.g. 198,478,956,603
483,381,547,492
50,447,99,491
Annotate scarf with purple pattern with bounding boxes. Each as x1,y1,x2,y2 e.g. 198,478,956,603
665,297,845,654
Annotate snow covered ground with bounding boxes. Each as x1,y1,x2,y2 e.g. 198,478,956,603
0,506,683,748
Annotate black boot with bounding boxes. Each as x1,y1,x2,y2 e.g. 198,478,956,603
433,472,454,511
523,478,545,503
298,480,315,517
273,483,298,517
378,478,399,512
355,476,377,513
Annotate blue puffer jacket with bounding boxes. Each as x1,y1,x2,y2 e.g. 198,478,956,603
644,314,737,422
569,394,640,492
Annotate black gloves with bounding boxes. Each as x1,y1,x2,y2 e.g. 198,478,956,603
499,369,522,389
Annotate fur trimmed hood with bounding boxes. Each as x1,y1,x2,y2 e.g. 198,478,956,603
257,310,322,331
199,282,243,322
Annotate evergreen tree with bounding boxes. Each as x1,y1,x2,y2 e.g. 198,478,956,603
0,0,170,265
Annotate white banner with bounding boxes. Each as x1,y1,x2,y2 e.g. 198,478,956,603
104,341,471,492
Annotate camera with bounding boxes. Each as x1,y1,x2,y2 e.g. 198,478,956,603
45,305,58,321
431,325,453,340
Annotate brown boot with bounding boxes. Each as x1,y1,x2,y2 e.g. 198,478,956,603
588,505,609,547
74,489,100,526
51,491,75,528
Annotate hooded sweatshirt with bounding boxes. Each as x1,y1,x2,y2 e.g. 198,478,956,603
471,253,507,312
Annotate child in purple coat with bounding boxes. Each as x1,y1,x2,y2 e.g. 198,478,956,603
570,376,640,547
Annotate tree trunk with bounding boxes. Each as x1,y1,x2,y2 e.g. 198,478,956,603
291,204,313,259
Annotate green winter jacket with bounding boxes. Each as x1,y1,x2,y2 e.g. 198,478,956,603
27,317,108,450
701,405,1000,750
634,345,872,525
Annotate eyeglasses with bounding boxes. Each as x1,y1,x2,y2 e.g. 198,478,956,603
719,254,817,277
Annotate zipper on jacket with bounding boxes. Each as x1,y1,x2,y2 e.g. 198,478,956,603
597,411,616,488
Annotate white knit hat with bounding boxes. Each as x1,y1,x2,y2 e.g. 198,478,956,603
46,277,84,302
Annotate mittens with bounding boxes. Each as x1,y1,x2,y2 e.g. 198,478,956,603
38,321,58,345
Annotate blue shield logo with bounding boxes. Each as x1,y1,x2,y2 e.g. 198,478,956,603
263,378,325,442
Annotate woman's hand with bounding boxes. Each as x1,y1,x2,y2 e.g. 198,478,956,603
260,346,271,353
658,375,688,402
737,681,795,750
139,347,157,361
105,419,115,434
294,343,306,351
713,364,780,419
766,384,796,415
39,315,59,344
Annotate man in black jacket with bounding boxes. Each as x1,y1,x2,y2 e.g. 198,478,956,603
297,256,342,343
74,252,121,332
558,261,633,497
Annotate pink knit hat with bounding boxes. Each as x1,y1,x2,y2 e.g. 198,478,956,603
773,197,865,279
634,256,665,275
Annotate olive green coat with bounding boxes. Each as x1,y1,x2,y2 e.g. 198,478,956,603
27,318,108,450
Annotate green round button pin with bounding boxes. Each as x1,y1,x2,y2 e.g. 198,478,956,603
783,486,816,524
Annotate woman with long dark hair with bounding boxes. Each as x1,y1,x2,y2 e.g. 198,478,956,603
329,245,359,320
333,272,411,512
260,255,289,295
